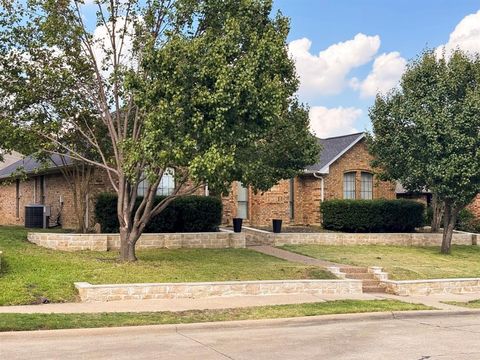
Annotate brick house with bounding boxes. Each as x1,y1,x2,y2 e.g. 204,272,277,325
1,132,478,230
222,132,397,226
0,155,206,230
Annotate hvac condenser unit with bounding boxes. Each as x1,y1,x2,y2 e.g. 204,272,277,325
25,205,51,229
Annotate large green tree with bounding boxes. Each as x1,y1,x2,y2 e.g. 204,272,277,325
0,0,319,260
369,50,480,254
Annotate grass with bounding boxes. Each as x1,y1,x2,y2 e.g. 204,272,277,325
0,227,335,306
443,300,480,308
0,299,433,332
281,244,480,280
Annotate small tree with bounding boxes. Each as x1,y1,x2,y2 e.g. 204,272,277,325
369,50,480,254
0,0,319,260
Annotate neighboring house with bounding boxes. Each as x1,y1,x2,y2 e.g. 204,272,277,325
222,132,397,226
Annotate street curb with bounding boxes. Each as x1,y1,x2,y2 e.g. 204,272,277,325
2,308,480,336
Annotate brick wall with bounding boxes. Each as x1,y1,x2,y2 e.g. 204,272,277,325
221,139,397,227
323,140,396,202
222,180,293,227
468,194,480,219
0,169,113,230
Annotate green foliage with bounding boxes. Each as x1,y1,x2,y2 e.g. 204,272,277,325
321,199,425,233
95,193,222,233
368,50,480,209
0,1,320,259
456,209,480,233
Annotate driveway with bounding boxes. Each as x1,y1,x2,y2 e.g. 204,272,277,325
1,312,479,359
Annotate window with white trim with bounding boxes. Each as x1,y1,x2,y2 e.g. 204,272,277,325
360,172,373,200
237,182,249,219
343,172,356,199
137,168,175,197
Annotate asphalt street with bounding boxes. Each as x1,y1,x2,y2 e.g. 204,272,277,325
1,312,480,359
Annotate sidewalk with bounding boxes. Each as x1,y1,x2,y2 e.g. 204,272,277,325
0,291,478,314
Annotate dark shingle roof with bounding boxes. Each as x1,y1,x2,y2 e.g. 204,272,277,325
0,154,73,179
306,132,365,173
0,133,366,178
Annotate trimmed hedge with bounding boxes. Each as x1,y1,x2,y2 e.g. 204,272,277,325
321,199,425,233
94,193,222,233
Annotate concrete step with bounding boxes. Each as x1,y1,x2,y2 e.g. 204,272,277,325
345,273,375,280
339,267,368,274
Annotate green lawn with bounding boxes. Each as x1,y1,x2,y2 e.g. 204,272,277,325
0,299,432,332
0,227,334,306
443,300,480,309
281,244,480,280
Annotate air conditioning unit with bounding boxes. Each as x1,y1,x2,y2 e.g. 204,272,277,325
25,205,51,229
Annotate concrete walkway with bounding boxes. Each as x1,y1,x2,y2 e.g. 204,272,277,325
0,293,386,314
0,291,479,313
249,245,341,267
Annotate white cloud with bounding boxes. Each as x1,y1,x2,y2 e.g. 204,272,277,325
288,33,381,98
436,10,480,57
309,106,362,138
350,52,407,98
90,16,136,75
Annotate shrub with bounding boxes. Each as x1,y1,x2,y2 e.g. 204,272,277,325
94,193,222,233
456,208,480,233
321,199,425,233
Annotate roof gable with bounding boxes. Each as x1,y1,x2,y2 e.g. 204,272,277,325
305,132,366,174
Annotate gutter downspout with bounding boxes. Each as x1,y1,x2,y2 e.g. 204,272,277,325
313,171,324,202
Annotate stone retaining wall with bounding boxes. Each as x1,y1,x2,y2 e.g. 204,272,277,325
242,228,476,247
74,279,363,302
28,231,245,251
28,233,108,251
244,226,274,246
382,278,480,296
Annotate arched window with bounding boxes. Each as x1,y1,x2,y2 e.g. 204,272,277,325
361,172,373,200
343,172,356,199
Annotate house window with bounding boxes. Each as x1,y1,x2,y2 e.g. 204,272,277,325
343,172,356,199
289,178,295,220
237,182,249,219
137,168,175,197
361,172,373,200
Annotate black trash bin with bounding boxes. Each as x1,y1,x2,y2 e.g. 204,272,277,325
272,219,282,233
233,218,243,233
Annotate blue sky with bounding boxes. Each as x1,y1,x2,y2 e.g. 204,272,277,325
273,0,480,137
79,1,480,138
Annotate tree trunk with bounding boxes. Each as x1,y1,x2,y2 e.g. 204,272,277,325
431,194,444,233
441,201,459,254
119,227,139,262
